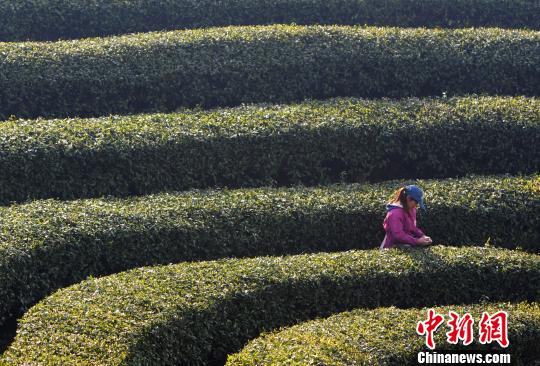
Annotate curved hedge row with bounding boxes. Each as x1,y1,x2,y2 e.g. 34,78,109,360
1,0,539,42
1,25,539,120
0,174,537,330
226,301,540,365
1,246,538,365
1,96,539,203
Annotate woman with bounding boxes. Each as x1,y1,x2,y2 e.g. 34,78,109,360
380,184,432,250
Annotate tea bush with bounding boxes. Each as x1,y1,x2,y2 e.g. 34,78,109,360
226,301,540,365
1,246,538,365
1,0,539,41
1,25,539,120
0,96,538,203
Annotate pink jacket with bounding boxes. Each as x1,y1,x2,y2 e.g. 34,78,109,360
380,202,424,250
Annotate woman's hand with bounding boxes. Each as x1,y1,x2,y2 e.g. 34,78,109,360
416,236,432,245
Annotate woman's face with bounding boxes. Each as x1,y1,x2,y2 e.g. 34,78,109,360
406,196,418,209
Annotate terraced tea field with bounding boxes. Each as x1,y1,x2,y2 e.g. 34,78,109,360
0,0,538,364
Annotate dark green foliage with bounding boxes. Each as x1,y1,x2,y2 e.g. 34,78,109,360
0,174,537,332
0,2,536,362
226,301,540,365
1,246,538,364
1,25,539,120
1,0,539,42
0,96,539,204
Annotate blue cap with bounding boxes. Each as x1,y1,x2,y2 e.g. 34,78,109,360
404,185,426,211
